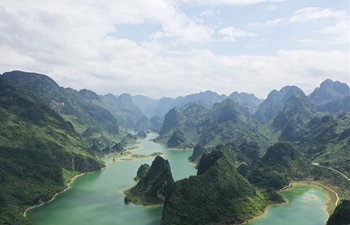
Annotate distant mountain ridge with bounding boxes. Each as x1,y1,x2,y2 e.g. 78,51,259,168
2,71,127,154
157,99,273,155
309,79,349,105
100,93,146,129
131,90,262,118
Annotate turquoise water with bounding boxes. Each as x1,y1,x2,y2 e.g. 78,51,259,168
27,133,196,225
247,184,329,225
27,133,329,225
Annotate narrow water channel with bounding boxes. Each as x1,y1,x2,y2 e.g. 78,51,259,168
27,133,196,225
27,133,329,225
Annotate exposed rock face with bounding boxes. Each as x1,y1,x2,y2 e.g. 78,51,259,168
124,156,174,205
161,150,267,225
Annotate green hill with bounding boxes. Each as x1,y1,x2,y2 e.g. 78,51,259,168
270,93,318,141
2,71,126,154
161,150,269,225
254,85,304,124
300,113,350,175
309,79,349,105
124,156,174,205
157,99,273,157
327,200,350,225
0,76,104,225
100,93,146,129
238,142,311,189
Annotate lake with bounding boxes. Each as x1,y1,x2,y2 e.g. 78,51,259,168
27,133,329,225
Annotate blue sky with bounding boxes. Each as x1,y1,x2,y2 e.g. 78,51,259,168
0,0,348,99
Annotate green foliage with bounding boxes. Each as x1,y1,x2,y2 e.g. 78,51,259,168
134,164,150,181
254,85,304,124
157,99,273,156
300,113,350,175
166,130,193,149
112,133,137,152
0,76,104,224
327,200,350,225
188,143,207,162
238,142,312,190
263,188,285,204
270,93,318,141
162,150,267,225
124,156,174,205
311,167,350,199
3,71,126,154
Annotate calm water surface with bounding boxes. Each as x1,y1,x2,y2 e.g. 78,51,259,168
247,184,329,225
27,133,329,225
27,133,195,225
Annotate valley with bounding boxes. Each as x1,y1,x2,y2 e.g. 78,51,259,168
0,71,349,225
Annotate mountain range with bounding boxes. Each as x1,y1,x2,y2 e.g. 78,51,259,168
0,70,349,225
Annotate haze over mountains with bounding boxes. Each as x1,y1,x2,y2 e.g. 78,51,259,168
0,70,349,225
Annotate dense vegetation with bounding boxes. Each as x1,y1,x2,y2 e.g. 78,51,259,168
3,71,126,154
134,164,150,181
327,200,350,225
124,156,174,205
112,133,138,152
237,142,311,189
253,85,304,124
299,114,350,175
0,76,104,224
1,70,349,225
157,99,273,157
161,150,277,225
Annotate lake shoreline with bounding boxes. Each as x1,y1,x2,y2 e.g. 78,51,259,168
243,180,335,224
23,167,104,217
286,181,339,215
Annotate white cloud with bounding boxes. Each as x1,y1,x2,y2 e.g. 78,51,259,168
266,4,278,11
289,7,346,22
0,1,348,99
201,9,214,16
298,39,317,46
318,19,349,44
218,27,257,41
247,18,285,28
182,0,285,6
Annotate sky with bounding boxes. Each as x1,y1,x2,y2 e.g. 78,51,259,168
0,0,349,99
